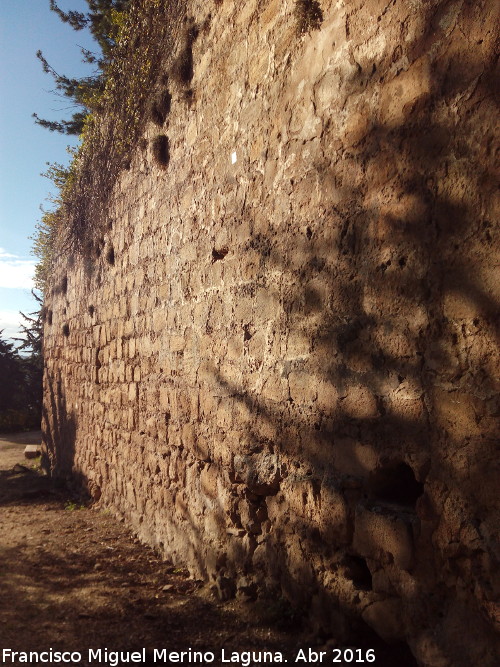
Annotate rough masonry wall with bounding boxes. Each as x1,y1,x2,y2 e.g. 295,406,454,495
42,1,499,664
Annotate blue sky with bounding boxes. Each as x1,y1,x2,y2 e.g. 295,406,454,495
0,0,96,342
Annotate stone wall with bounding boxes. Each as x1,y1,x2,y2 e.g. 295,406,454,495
42,1,499,664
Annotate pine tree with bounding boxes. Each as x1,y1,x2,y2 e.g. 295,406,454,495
0,334,26,414
14,294,44,427
33,0,130,135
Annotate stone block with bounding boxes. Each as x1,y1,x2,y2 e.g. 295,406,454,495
332,439,378,477
353,504,415,571
24,445,41,459
379,56,431,126
288,371,317,404
362,598,405,642
341,386,379,419
233,452,282,495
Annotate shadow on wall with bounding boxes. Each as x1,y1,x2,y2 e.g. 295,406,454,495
42,371,78,487
201,2,499,663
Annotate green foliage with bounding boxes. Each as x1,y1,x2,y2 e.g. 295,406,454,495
32,0,184,277
64,500,85,511
14,292,44,426
0,325,42,433
0,336,26,414
32,159,78,291
49,0,130,57
33,1,130,134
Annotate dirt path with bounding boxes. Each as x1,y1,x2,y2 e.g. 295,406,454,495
0,432,310,667
0,433,414,667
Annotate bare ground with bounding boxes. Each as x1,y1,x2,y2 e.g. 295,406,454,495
0,432,415,666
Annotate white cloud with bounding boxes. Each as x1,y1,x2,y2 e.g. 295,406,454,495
0,249,17,259
0,309,25,341
0,247,35,289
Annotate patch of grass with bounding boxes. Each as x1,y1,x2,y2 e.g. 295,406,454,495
64,500,85,511
254,596,303,631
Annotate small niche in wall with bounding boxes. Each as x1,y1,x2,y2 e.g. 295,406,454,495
212,247,228,262
88,305,95,317
48,310,53,325
95,240,103,258
61,275,68,295
62,323,70,338
341,554,373,591
367,462,423,509
150,89,172,126
152,135,170,168
106,245,115,266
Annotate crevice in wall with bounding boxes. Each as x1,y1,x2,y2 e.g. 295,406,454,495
367,462,423,509
106,245,115,266
212,247,228,262
341,554,373,591
171,18,198,86
152,135,170,168
150,88,172,126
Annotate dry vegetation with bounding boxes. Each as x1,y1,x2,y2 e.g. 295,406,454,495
34,0,186,289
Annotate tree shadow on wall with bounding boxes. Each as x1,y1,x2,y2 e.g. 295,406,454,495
205,6,499,663
42,370,79,487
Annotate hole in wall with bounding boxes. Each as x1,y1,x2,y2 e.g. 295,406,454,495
306,226,313,239
380,642,419,666
341,554,373,591
150,89,172,126
353,622,419,666
88,305,95,317
152,135,170,168
93,237,105,259
171,19,198,85
62,323,70,338
47,310,53,325
367,462,423,508
212,247,228,262
61,275,68,294
106,246,115,266
183,87,195,105
294,0,324,34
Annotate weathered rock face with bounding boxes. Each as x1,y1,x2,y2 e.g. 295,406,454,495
42,0,499,664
